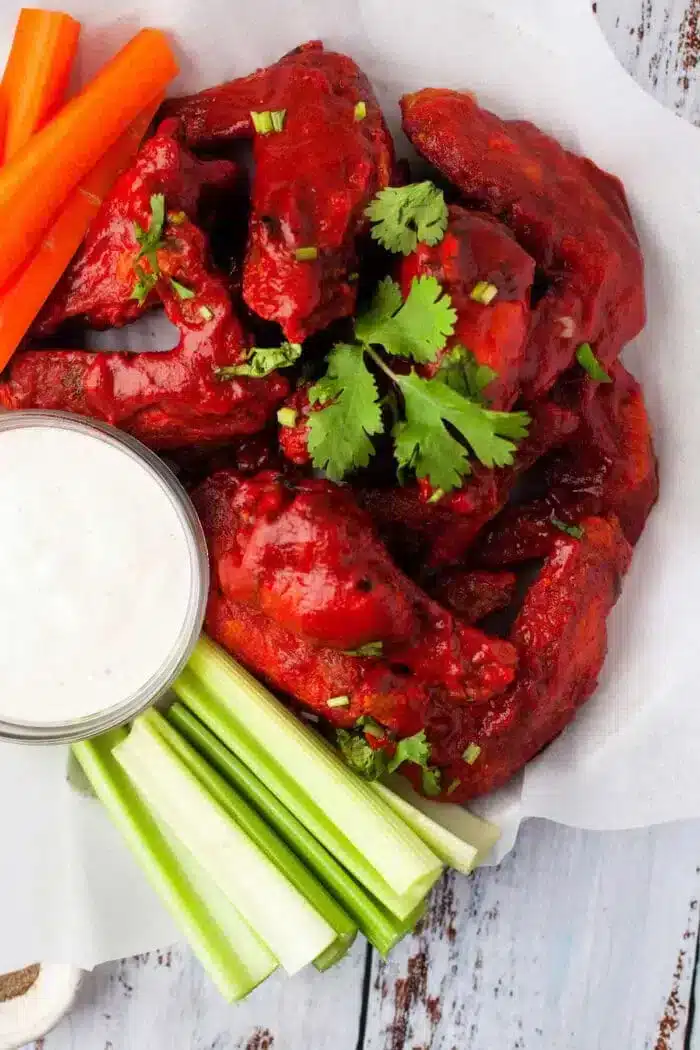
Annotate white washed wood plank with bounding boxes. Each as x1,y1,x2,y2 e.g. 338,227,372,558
362,820,700,1050
597,0,700,124
36,938,367,1050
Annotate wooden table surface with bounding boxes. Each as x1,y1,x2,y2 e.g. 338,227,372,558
24,3,700,1048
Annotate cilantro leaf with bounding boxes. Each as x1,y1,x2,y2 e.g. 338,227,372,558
551,516,585,540
355,276,456,364
386,729,431,774
336,729,387,781
307,343,383,481
438,344,497,403
365,181,448,255
576,342,612,383
134,193,166,259
130,264,158,305
170,278,194,300
216,342,303,380
394,371,531,492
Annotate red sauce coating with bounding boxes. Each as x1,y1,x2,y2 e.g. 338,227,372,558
401,89,645,399
165,42,395,342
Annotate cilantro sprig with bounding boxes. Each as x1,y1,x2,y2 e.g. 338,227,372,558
307,343,383,482
130,195,198,306
366,181,448,255
335,724,438,783
307,276,530,492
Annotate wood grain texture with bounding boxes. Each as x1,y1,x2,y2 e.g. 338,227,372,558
362,820,700,1050
597,0,700,123
23,3,700,1049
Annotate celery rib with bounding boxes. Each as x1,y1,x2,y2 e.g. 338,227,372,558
167,703,418,957
114,716,337,975
176,638,443,918
72,731,276,1001
145,709,357,967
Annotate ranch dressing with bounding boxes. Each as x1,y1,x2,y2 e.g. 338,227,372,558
0,419,198,726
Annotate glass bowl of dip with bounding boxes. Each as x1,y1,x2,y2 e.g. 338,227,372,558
0,410,209,744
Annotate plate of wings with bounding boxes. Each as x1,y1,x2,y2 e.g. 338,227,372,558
0,14,665,818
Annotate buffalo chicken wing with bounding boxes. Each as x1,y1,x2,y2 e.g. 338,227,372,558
0,218,288,448
164,41,395,342
401,89,645,398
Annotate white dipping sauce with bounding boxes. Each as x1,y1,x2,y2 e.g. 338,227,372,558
0,422,195,725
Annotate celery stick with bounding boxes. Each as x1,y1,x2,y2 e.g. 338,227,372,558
72,731,276,1001
114,717,337,975
374,775,500,869
178,638,443,918
167,703,420,957
145,709,356,967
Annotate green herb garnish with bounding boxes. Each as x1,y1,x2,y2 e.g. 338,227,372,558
217,342,303,380
354,100,367,121
366,181,448,255
576,342,612,383
307,277,529,491
327,696,350,709
277,407,298,428
295,246,318,262
250,110,286,134
551,516,585,540
470,280,498,305
170,278,195,300
344,641,384,658
463,743,482,765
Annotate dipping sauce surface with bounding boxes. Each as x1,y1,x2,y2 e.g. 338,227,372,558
0,421,195,725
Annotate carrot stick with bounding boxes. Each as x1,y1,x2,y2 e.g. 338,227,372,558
0,99,159,371
0,27,177,289
1,9,81,161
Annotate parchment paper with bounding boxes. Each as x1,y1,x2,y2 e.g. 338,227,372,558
0,0,697,970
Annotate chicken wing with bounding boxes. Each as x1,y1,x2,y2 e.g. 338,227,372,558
474,363,658,564
164,41,395,342
410,516,633,801
401,89,645,398
35,119,238,335
0,218,288,449
399,205,535,408
193,469,518,724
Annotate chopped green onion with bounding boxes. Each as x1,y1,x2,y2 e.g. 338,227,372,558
175,638,443,918
72,730,277,1001
446,778,461,796
421,768,442,797
170,278,195,300
575,342,612,383
463,743,482,765
168,210,186,225
344,641,383,658
470,281,498,305
327,695,350,709
114,711,338,975
357,715,385,738
199,305,214,322
277,407,298,428
250,110,273,134
427,487,444,504
295,246,318,262
271,109,286,132
551,516,585,540
354,100,367,121
167,703,414,957
145,710,356,970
